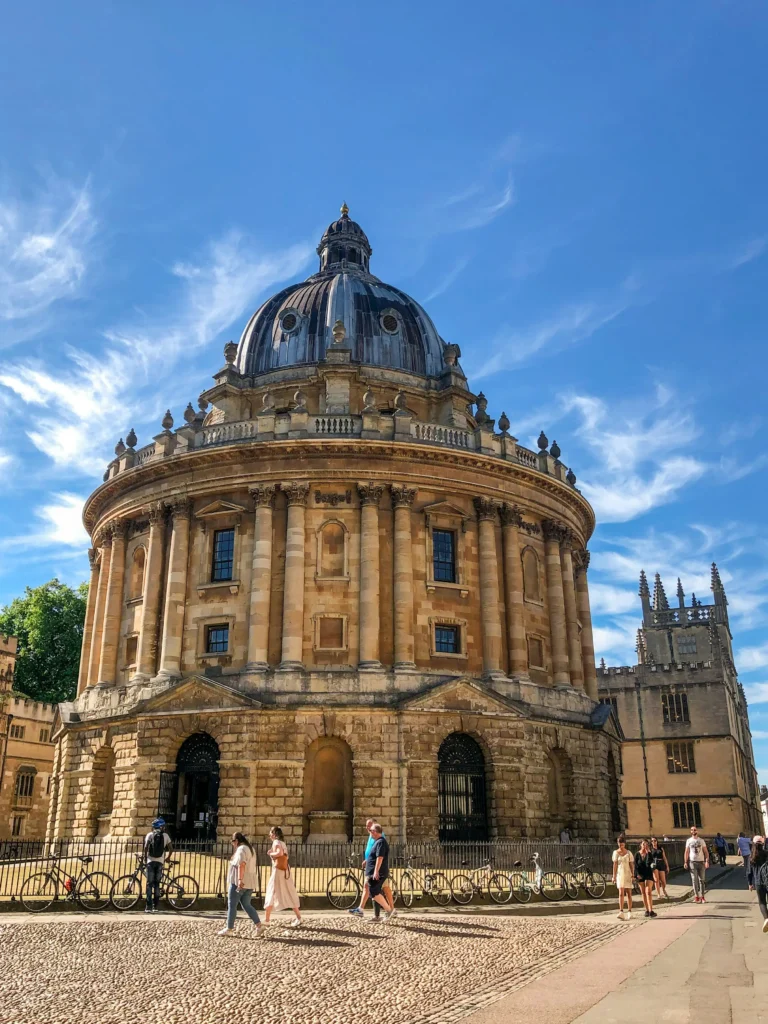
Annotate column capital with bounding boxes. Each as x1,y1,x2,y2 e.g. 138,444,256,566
282,481,310,507
473,496,499,522
166,497,193,521
542,518,571,544
572,548,591,576
146,501,167,526
106,518,128,542
250,483,277,508
87,547,97,568
499,503,524,528
390,484,417,508
358,481,385,507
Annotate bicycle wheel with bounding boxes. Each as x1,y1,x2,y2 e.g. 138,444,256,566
450,873,475,904
399,871,415,908
166,874,199,911
77,871,114,911
509,871,532,903
488,872,513,904
20,871,57,912
111,873,143,911
585,871,607,899
326,872,360,910
563,872,579,900
428,871,452,906
540,871,567,901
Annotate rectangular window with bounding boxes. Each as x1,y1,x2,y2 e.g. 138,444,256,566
666,741,696,774
9,724,25,740
527,636,545,669
125,636,138,667
14,772,35,807
205,624,229,654
677,636,697,655
432,529,456,583
39,728,50,744
662,692,689,724
435,625,460,654
599,696,619,721
211,528,235,582
318,617,345,650
11,816,23,837
672,800,702,828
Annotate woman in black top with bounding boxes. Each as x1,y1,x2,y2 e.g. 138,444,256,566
749,839,768,932
635,839,657,918
650,837,670,899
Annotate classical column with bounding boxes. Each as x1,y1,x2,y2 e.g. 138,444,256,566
473,497,504,678
97,519,128,685
574,549,598,700
77,548,100,695
357,482,385,668
135,502,167,680
246,484,277,671
157,498,193,680
280,482,310,670
542,519,571,686
86,541,111,687
391,484,417,670
499,504,528,678
560,537,584,690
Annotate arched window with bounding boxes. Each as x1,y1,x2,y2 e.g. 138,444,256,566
171,732,220,842
438,733,488,842
303,737,353,840
13,767,36,808
317,521,347,578
129,546,146,599
546,748,573,834
522,547,540,601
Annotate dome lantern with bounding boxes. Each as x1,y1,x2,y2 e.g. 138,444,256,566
316,201,373,275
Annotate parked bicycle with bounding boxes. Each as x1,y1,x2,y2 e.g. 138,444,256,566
562,856,607,899
111,856,199,911
450,859,513,904
326,855,364,909
20,854,114,912
398,856,451,907
509,852,569,903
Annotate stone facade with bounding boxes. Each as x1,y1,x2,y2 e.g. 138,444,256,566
598,568,762,838
47,206,621,844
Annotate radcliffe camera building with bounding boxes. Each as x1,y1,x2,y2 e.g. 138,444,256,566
598,568,761,838
47,205,623,845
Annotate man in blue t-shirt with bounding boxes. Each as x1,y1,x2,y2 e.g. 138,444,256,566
365,823,394,920
349,819,395,920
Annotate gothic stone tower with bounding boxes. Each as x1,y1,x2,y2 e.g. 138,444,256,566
47,205,622,844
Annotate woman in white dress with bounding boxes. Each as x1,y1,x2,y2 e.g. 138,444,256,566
612,834,635,920
264,826,302,928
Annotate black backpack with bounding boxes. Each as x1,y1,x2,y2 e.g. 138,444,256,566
757,859,768,889
146,830,165,858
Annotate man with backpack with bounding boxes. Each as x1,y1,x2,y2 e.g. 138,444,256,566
144,817,172,913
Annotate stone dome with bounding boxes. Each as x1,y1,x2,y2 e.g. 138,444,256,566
236,204,450,380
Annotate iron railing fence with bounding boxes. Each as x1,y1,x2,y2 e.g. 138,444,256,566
0,837,690,903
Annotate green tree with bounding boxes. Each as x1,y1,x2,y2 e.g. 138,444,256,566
0,579,88,705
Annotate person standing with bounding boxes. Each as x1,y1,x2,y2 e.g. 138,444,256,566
143,817,172,914
365,823,395,921
749,838,768,933
217,832,262,937
684,825,710,903
264,826,301,928
612,835,634,920
713,833,728,867
635,840,657,918
650,837,670,898
737,832,753,884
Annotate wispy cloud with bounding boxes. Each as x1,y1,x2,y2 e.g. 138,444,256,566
738,643,768,673
0,492,88,558
745,685,768,706
0,177,96,342
726,237,766,270
424,258,470,302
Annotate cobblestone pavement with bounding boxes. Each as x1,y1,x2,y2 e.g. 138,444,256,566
0,913,619,1024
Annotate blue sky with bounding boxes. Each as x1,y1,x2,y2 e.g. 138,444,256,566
1,3,768,772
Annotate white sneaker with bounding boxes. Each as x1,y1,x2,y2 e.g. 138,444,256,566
289,918,302,928
217,927,234,936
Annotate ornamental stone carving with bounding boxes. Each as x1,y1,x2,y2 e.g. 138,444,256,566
473,496,498,521
146,501,166,526
250,484,277,508
358,482,385,506
572,548,591,575
166,497,193,520
542,519,571,544
390,484,417,508
282,481,310,507
499,503,523,528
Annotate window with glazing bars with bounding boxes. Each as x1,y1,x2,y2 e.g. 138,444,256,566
11,816,23,837
432,529,456,583
666,741,696,773
672,800,701,828
662,692,689,724
14,772,35,799
211,528,235,581
435,625,460,654
206,624,229,654
600,696,619,721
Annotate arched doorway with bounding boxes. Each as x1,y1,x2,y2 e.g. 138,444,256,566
174,733,220,842
438,733,488,842
303,736,353,841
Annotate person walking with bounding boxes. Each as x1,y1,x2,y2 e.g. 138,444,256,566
737,832,753,884
364,822,395,922
143,817,172,914
217,832,262,937
713,833,728,867
749,838,768,933
650,837,670,898
349,819,394,921
684,825,709,903
612,835,634,920
635,840,657,918
264,826,301,928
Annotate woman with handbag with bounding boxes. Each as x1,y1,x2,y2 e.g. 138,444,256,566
263,826,302,928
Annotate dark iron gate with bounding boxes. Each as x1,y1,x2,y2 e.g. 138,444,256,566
438,733,489,842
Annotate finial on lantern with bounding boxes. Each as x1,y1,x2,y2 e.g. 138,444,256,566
340,201,349,217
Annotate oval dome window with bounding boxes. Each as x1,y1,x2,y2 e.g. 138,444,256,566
281,312,298,333
381,313,399,334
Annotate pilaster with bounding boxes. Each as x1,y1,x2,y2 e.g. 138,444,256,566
246,484,277,671
97,518,128,685
560,537,584,690
358,482,385,668
391,484,417,670
135,502,167,680
574,549,598,699
542,519,571,687
156,498,193,680
77,549,100,696
473,496,504,678
86,541,111,687
500,504,528,679
279,482,310,670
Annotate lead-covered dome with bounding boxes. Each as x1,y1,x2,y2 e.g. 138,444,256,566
236,204,450,379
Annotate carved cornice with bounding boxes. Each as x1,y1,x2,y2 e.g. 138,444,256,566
250,484,277,509
498,503,523,528
542,519,571,545
358,481,385,507
390,484,417,508
572,548,591,576
166,497,193,521
473,496,499,522
282,481,310,507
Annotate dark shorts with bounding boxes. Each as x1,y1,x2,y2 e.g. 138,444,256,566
367,876,388,898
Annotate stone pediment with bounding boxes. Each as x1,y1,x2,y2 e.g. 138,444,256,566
421,500,471,523
195,499,247,519
590,701,624,741
138,675,260,715
399,677,528,717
